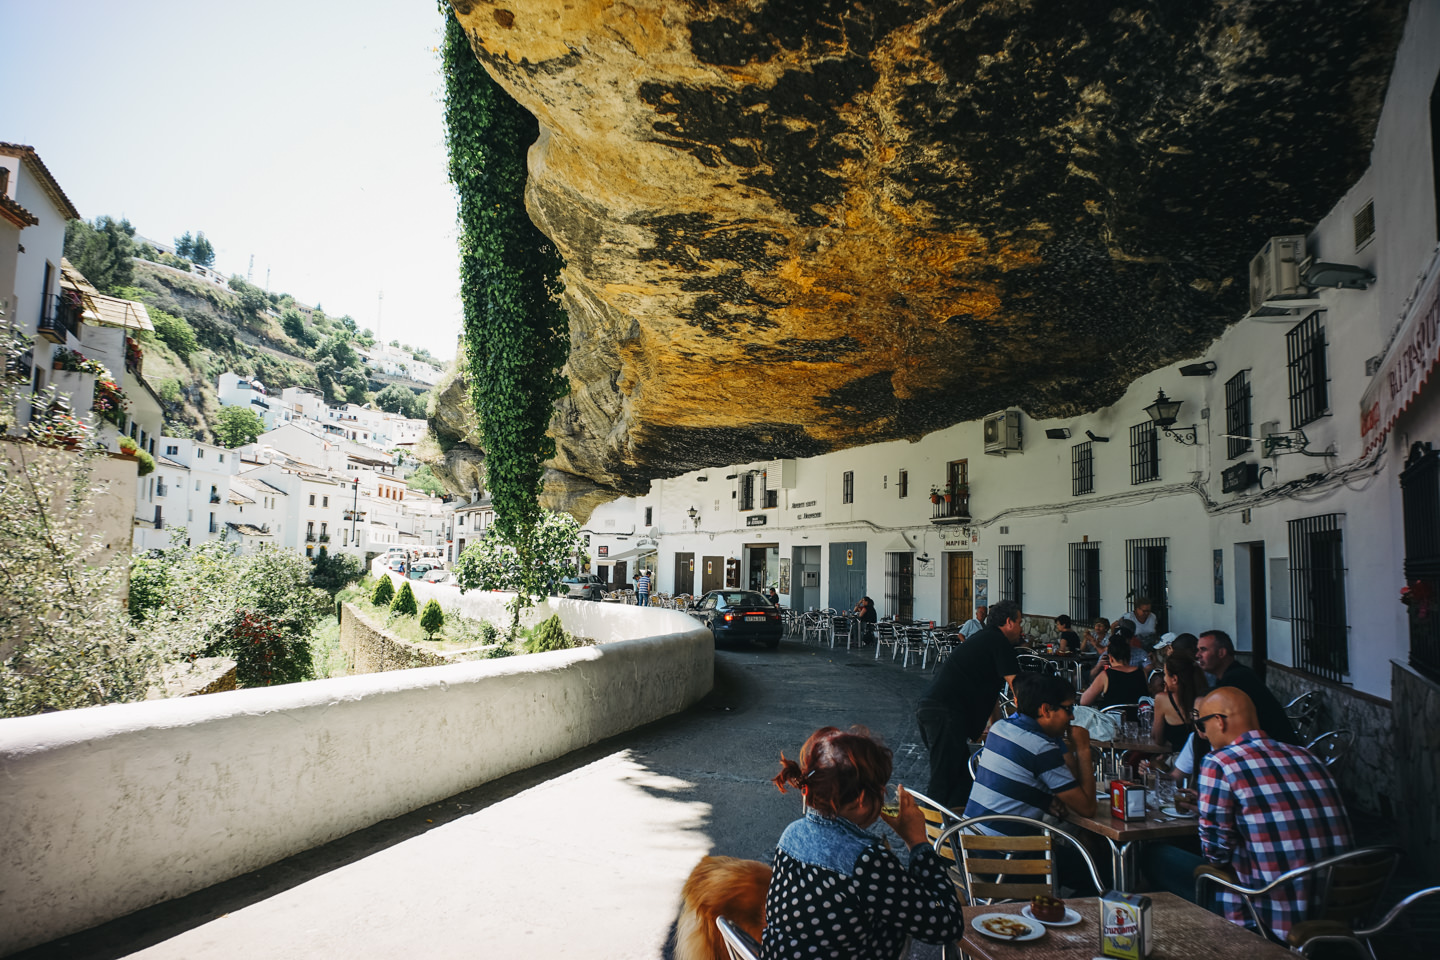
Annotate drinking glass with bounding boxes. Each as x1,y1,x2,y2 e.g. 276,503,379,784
1157,778,1177,807
1143,770,1159,810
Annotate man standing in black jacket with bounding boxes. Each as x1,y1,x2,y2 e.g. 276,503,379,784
1196,629,1300,745
914,599,1024,809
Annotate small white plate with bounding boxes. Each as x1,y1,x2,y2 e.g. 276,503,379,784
1160,803,1198,818
1021,904,1083,926
971,913,1046,941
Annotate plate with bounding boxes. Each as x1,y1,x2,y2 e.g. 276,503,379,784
1021,904,1083,927
971,913,1046,941
1160,803,1198,818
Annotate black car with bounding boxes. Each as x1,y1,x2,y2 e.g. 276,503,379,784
689,590,783,649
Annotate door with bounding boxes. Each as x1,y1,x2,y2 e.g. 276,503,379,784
885,552,915,620
792,546,821,611
701,555,724,593
827,541,867,612
673,552,695,596
747,545,774,591
947,552,974,624
614,561,628,590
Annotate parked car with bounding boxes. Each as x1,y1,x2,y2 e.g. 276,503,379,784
560,574,606,601
387,557,406,573
407,562,436,580
688,590,782,649
423,568,451,583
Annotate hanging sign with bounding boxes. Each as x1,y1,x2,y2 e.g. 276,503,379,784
1361,248,1440,455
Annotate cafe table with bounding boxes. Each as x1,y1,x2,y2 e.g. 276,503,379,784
956,891,1294,960
1061,799,1197,893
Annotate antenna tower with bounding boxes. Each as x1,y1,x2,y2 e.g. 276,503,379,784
377,290,384,340
247,254,254,283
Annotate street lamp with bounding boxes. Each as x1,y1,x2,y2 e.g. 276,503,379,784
687,505,700,530
1144,389,1199,445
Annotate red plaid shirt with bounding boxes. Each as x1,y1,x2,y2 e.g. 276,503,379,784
1198,730,1352,940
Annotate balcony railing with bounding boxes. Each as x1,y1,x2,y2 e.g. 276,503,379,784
305,533,317,542
318,533,330,543
929,493,971,524
209,494,221,504
208,520,220,534
37,293,83,344
343,509,366,521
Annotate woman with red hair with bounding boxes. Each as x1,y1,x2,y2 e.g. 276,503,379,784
763,726,962,958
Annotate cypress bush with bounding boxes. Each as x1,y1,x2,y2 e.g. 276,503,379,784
370,575,394,606
390,580,418,617
524,614,573,653
420,598,445,639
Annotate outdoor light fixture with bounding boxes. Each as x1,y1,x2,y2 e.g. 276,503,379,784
1179,361,1218,377
1044,427,1072,440
1145,389,1199,445
1085,430,1110,443
687,506,700,530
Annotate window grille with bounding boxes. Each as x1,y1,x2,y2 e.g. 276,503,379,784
1287,514,1349,682
644,506,653,526
1401,442,1440,682
1224,371,1252,460
1286,311,1329,428
739,473,755,511
765,489,778,508
1125,538,1169,633
898,470,908,499
842,470,854,504
1072,441,1093,495
1129,422,1159,484
1353,199,1375,250
1068,542,1101,623
1000,546,1024,607
884,552,915,620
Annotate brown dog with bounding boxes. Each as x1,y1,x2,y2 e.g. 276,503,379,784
674,856,772,960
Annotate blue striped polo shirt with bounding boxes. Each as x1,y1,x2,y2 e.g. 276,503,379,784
963,714,1077,835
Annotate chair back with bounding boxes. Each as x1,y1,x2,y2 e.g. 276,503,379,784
906,788,965,860
1306,730,1355,769
1286,691,1322,738
934,814,1105,906
1311,846,1401,925
1016,653,1051,674
715,916,761,960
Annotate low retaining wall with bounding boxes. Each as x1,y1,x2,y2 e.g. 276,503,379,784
340,603,463,673
0,596,711,956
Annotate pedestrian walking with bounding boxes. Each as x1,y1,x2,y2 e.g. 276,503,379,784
635,569,651,606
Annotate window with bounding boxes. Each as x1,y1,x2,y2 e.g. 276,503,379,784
884,552,914,620
1353,199,1375,250
320,522,327,536
1125,537,1169,633
323,496,329,508
309,494,316,506
217,453,224,463
1068,542,1101,623
166,445,178,456
999,546,1024,607
1287,311,1329,428
1071,442,1093,495
644,506,653,526
1288,514,1349,681
1129,422,1159,484
1224,371,1252,460
842,471,854,504
897,469,908,499
740,473,756,511
765,488,778,508
196,448,203,459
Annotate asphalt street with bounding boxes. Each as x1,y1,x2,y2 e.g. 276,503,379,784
17,636,943,960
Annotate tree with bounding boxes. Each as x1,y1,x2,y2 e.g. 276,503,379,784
281,308,317,348
340,366,369,405
370,575,395,606
310,548,363,598
175,231,194,259
390,580,418,616
374,382,426,419
339,315,357,333
453,511,585,638
316,332,358,369
214,405,265,447
191,232,215,267
420,599,445,639
406,464,446,496
149,308,199,361
64,216,137,292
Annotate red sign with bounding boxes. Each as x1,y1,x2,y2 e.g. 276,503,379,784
598,545,608,557
1362,251,1440,455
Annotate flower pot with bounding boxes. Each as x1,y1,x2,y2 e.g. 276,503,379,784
943,494,953,502
930,495,941,504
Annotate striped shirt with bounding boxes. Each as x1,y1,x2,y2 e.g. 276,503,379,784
634,573,651,593
964,714,1076,834
1198,730,1352,940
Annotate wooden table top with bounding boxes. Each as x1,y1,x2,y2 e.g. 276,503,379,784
957,892,1294,960
1062,799,1199,843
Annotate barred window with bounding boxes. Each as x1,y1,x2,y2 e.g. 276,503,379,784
1130,422,1159,484
842,470,854,504
1000,545,1024,607
1288,514,1349,682
739,473,755,511
898,469,908,499
1125,538,1169,633
1072,441,1093,495
1224,371,1252,460
1287,311,1329,428
1068,542,1101,623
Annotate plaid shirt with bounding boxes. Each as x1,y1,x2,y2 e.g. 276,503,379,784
1198,730,1352,940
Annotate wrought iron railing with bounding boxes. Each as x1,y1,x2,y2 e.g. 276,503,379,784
37,293,82,344
929,493,970,522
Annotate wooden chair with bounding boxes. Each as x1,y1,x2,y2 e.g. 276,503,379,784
1195,846,1401,947
933,814,1104,905
1306,730,1356,770
1296,883,1440,958
715,916,761,960
904,789,967,890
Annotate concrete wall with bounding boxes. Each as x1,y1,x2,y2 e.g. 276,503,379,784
0,600,711,956
340,601,460,673
1392,661,1440,883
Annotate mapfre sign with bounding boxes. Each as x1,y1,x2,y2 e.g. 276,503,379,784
1362,249,1440,455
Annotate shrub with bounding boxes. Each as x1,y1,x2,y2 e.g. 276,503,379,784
420,599,445,639
224,609,313,686
390,580,418,616
479,620,500,645
118,436,138,455
370,575,395,606
524,614,573,653
134,448,155,476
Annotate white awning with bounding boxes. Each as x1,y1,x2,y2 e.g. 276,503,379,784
1361,243,1440,455
597,546,657,566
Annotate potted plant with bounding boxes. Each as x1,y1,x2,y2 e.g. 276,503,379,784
929,486,943,504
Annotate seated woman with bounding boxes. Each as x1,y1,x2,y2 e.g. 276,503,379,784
1054,614,1082,653
1079,637,1149,708
764,726,963,959
1151,654,1206,752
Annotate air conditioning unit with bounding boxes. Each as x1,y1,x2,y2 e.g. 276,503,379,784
1248,235,1309,312
983,409,1023,455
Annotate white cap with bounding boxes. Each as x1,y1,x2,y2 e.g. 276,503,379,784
1155,632,1177,649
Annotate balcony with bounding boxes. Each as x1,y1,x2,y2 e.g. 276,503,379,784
208,519,219,534
37,293,82,345
318,533,330,543
343,509,366,521
209,494,221,504
305,533,317,543
929,491,971,524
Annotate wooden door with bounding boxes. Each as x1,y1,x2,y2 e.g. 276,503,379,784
947,552,974,624
673,552,695,596
614,561,628,590
701,555,724,593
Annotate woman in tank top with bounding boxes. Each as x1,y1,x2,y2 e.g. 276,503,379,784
1079,638,1149,708
1152,654,1207,752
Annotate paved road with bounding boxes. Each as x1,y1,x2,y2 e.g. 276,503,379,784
18,638,941,960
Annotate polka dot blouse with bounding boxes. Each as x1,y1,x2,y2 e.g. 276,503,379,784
761,811,962,959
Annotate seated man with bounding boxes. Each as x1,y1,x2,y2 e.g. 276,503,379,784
1141,687,1351,942
1197,630,1300,744
965,673,1103,892
958,604,987,638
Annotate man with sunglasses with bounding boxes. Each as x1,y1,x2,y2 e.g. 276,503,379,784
1142,686,1350,940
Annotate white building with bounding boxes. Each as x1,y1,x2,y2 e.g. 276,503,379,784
217,372,286,430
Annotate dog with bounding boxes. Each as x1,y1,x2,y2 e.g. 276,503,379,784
674,855,772,960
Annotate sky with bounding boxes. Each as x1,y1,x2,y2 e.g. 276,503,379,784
1,0,462,360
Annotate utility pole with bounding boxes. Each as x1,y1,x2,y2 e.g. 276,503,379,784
376,289,383,342
351,478,360,547
247,254,254,283
265,266,270,294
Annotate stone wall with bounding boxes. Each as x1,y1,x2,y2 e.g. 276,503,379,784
1264,664,1395,818
339,603,460,674
1392,661,1440,883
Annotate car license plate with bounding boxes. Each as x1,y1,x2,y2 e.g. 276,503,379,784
745,615,765,622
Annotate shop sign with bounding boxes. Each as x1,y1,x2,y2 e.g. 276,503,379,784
746,514,767,527
598,545,608,557
1361,250,1440,455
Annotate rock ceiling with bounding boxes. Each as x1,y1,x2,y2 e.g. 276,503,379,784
445,0,1408,503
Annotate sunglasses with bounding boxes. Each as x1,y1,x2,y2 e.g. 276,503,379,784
1191,710,1227,734
1050,702,1077,716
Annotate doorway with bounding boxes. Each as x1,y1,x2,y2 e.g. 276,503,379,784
747,544,779,591
947,552,974,624
701,555,724,594
827,541,868,612
614,560,628,590
884,552,914,620
791,545,822,611
1233,541,1268,676
673,552,695,596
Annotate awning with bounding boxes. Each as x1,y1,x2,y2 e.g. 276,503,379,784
1361,244,1440,456
597,545,657,566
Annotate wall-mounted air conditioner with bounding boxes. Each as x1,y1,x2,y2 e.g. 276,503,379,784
983,409,1023,455
762,458,797,489
1248,235,1310,313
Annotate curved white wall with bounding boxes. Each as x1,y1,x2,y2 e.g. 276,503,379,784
0,600,711,956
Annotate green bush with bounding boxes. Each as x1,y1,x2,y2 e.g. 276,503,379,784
134,448,155,476
420,598,445,639
370,575,395,606
524,614,573,653
390,580,418,616
479,620,500,645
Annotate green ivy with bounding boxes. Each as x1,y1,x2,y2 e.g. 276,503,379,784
439,3,570,542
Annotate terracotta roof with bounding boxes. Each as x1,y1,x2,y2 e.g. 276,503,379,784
0,143,80,220
227,488,256,504
226,522,272,538
87,292,153,331
0,193,37,228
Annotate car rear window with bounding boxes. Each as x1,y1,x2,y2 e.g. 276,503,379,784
720,592,768,606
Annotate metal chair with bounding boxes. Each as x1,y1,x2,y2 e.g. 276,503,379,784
873,620,901,660
1306,729,1356,770
966,746,984,780
1287,691,1323,740
907,788,966,855
830,616,853,650
1195,846,1402,947
899,626,928,668
1296,884,1440,958
933,814,1105,905
1016,653,1052,674
715,916,761,960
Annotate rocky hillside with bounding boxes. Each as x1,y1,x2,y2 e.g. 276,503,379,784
447,0,1407,499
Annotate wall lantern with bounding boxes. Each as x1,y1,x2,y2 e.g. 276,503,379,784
1044,427,1071,440
1144,389,1199,445
687,505,700,530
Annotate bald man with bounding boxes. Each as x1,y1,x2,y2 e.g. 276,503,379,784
1142,687,1351,941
